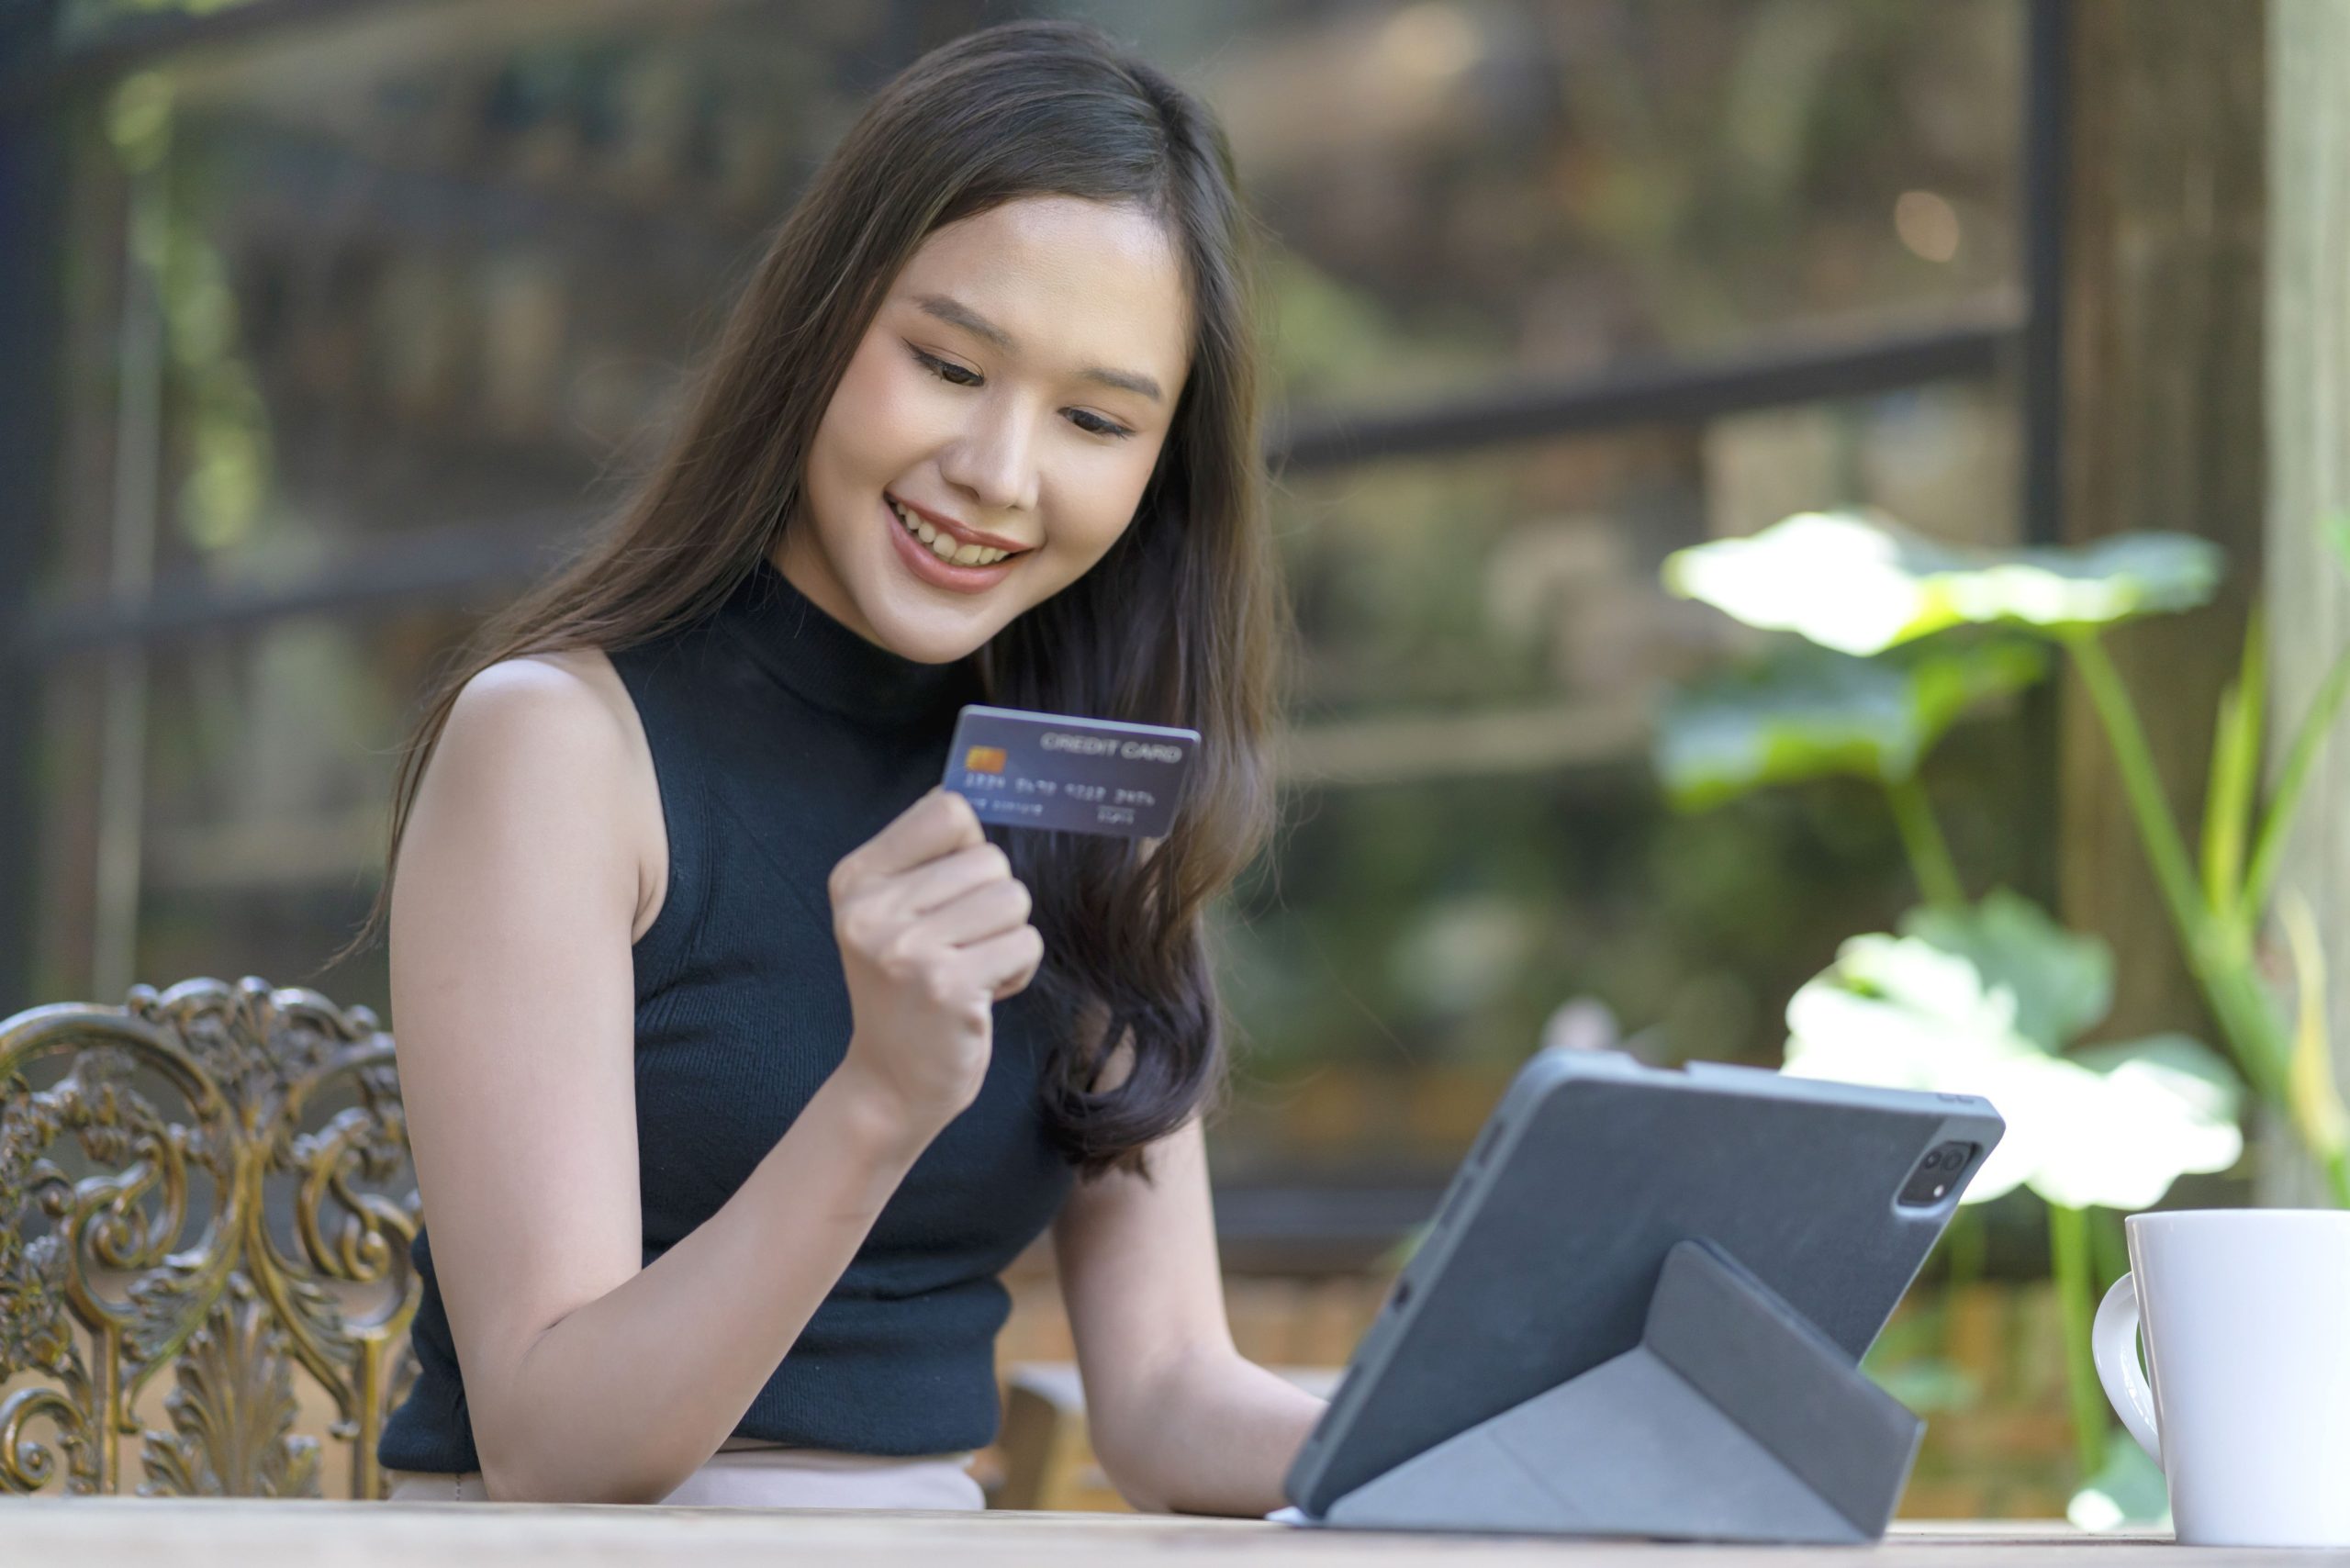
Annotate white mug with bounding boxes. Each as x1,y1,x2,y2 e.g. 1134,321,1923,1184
2091,1209,2350,1547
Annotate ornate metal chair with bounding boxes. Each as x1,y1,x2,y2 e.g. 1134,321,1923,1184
0,977,420,1498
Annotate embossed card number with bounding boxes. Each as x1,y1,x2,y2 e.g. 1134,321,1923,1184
940,704,1198,840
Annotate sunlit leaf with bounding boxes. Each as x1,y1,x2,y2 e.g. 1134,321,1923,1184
1656,640,2046,807
1664,510,2223,655
1901,889,2110,1053
2033,1036,2244,1210
1783,931,2048,1205
1782,896,2245,1213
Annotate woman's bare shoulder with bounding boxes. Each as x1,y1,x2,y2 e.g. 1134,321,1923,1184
432,650,667,940
452,648,633,734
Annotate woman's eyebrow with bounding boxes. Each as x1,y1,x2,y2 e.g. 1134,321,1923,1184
912,293,1164,403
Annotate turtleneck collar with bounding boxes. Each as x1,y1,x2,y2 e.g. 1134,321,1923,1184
716,555,982,724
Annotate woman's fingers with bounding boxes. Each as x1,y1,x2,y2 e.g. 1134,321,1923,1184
896,841,1014,918
830,788,983,895
956,923,1046,1001
915,877,1034,947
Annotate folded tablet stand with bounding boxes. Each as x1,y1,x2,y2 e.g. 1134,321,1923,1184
1320,1238,1925,1543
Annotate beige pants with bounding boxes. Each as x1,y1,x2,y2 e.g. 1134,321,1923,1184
385,1445,986,1508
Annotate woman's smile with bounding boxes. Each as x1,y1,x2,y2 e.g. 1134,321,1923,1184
777,194,1189,659
881,490,1026,593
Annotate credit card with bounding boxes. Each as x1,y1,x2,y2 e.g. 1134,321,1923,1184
941,703,1200,839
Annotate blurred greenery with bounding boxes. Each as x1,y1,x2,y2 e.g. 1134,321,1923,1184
1662,505,2350,1203
2067,1429,2171,1534
1862,1301,1982,1417
1662,501,2350,1524
1782,889,2234,1526
1658,638,2046,810
26,1,2088,1524
39,4,2036,1204
1664,509,2224,656
1785,891,2244,1214
109,73,278,560
63,0,258,37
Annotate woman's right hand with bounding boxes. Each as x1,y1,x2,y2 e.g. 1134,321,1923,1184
829,786,1045,1135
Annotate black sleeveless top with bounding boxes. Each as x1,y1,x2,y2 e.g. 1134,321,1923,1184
376,558,1080,1474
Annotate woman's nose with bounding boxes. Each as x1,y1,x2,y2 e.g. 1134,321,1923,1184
935,398,1040,517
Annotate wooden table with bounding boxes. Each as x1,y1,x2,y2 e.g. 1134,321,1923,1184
4,1504,2264,1566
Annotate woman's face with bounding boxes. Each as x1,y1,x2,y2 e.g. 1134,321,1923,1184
777,195,1194,664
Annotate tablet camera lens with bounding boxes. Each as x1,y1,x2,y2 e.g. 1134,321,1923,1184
1898,1141,1977,1206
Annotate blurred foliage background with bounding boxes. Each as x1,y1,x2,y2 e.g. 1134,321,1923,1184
21,0,2031,1193
24,0,2300,1520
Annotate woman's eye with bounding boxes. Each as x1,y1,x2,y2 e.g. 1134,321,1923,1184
1069,410,1135,441
910,346,982,387
909,344,1131,440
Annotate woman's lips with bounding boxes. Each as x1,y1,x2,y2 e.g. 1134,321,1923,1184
883,493,1020,592
889,491,1028,554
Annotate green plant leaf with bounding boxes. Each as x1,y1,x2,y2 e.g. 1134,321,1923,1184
2200,605,2265,920
2066,1033,2244,1111
2243,634,2350,921
1900,888,2112,1053
2280,894,2350,1162
1782,928,2051,1206
2033,1036,2245,1210
1655,639,2047,808
1663,510,2224,655
1782,896,2245,1213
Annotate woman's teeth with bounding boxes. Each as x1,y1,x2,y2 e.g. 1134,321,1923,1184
890,497,1012,566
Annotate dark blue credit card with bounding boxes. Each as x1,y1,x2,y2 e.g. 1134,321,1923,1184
941,704,1200,839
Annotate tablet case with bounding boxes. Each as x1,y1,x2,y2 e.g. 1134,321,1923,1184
1320,1238,1923,1542
1283,1051,2000,1542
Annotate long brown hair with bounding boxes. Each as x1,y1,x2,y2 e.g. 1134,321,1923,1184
341,20,1290,1177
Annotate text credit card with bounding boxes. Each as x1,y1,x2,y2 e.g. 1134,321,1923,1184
942,704,1199,839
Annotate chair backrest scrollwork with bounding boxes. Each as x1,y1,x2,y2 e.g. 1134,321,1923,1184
0,976,420,1498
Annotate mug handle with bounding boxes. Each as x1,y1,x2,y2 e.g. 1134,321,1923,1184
2091,1272,2162,1462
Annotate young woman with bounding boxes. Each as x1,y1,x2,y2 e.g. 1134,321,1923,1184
364,20,1326,1512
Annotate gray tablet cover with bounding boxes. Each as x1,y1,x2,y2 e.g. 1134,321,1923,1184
1282,1049,2004,1525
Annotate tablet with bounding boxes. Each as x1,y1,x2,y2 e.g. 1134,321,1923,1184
1282,1047,2003,1518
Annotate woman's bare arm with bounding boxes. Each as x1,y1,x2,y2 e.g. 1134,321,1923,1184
390,655,928,1504
1054,1114,1327,1515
